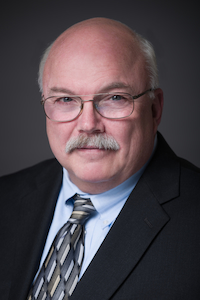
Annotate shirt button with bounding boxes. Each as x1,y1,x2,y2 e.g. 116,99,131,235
103,220,109,225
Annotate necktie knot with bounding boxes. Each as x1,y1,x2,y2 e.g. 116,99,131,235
68,194,96,225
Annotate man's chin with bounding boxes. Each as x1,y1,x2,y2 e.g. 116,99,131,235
67,165,117,192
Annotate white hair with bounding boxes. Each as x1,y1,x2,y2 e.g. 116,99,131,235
38,30,159,96
38,43,53,93
134,32,159,99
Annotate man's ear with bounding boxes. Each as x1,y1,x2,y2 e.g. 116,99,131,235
152,88,164,133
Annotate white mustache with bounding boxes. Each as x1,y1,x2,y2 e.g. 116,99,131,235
65,134,120,153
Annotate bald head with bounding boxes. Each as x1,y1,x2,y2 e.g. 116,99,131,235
39,18,158,93
52,17,136,45
51,18,139,54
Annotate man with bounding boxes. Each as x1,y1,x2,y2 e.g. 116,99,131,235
0,17,200,300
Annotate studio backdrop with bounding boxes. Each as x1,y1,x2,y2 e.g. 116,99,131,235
0,0,199,176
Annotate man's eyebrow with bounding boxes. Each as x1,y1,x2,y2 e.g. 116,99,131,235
50,87,74,94
99,82,131,93
49,82,131,95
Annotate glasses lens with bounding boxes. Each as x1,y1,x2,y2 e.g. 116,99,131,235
44,96,81,121
94,93,134,119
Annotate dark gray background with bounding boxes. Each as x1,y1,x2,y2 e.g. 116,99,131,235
0,0,199,176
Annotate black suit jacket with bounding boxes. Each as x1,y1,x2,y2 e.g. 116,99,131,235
1,132,200,299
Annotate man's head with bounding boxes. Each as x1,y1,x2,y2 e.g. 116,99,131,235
40,17,163,194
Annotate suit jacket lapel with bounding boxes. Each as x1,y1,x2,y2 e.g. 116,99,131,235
8,159,63,300
71,133,180,299
71,181,170,300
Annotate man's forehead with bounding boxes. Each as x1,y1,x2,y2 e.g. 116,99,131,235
42,18,146,95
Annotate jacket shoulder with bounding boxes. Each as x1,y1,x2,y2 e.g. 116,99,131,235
0,159,62,201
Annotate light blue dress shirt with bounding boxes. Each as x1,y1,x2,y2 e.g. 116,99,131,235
38,136,157,278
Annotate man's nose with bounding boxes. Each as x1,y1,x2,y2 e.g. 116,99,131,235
76,100,104,134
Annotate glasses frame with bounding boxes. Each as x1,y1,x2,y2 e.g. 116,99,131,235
41,88,154,122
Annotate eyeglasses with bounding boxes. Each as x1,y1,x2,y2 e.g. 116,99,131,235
41,89,153,122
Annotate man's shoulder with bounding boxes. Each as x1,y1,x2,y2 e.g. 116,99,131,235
0,158,62,199
145,132,200,203
156,132,200,175
144,149,200,207
177,156,200,195
0,158,61,180
178,156,200,173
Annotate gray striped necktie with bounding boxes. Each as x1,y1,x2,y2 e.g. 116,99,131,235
27,194,96,300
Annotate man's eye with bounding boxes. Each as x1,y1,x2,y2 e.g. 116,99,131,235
58,97,73,103
111,95,124,101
